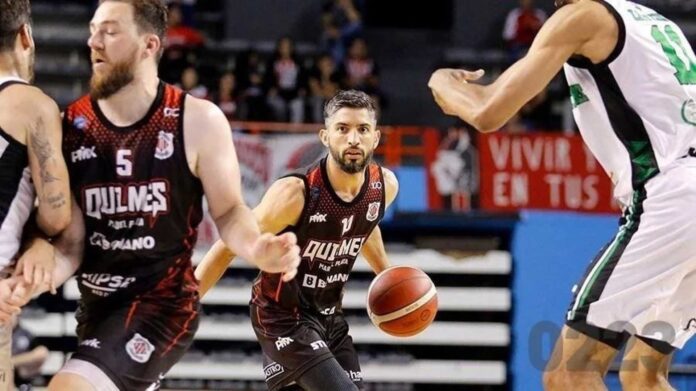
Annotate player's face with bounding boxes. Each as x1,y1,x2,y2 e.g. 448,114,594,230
87,2,144,99
322,108,380,174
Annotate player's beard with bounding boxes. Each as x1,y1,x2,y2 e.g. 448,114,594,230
90,53,137,100
330,145,373,174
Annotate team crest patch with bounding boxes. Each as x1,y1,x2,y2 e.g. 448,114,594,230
155,131,174,160
366,202,380,222
125,333,155,363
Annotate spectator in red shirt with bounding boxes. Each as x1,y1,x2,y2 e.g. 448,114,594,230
213,71,239,119
503,0,546,60
160,4,204,83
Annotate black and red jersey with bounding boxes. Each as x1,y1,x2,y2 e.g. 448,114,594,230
63,82,203,306
252,157,385,317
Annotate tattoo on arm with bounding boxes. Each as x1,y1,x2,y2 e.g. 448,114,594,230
29,116,59,184
46,192,66,210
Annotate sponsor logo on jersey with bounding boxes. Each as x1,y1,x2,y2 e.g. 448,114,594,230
83,180,169,220
302,273,348,289
264,362,284,380
71,146,97,162
346,370,363,382
155,131,174,160
302,237,365,263
310,340,328,350
569,84,589,108
125,333,155,363
108,218,145,230
371,181,382,190
366,202,380,222
275,336,294,351
80,338,101,349
163,107,180,118
73,115,88,130
309,213,327,223
319,307,335,316
80,273,136,296
684,318,696,331
89,232,156,251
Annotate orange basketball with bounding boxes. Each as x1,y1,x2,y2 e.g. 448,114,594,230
367,266,438,337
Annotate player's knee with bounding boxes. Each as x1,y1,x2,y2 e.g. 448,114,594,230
619,367,668,390
48,373,96,391
542,369,568,391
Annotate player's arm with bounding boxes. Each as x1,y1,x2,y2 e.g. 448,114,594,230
185,97,300,280
361,168,399,275
196,177,305,297
428,1,614,132
24,90,71,235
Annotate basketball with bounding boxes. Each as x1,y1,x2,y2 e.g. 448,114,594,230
367,266,438,337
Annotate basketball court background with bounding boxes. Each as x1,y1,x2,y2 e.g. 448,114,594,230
17,0,696,390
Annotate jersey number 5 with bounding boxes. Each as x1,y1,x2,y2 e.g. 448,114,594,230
651,24,696,85
116,149,133,176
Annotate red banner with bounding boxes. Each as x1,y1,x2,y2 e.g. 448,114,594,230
478,132,618,213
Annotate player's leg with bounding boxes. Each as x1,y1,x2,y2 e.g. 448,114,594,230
619,336,675,391
543,325,622,391
295,357,359,391
48,359,114,391
0,325,13,391
328,315,364,389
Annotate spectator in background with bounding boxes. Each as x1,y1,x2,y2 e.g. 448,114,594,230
265,37,307,123
308,53,340,123
234,49,270,120
502,0,546,60
339,37,379,91
212,71,239,119
320,0,363,64
178,66,208,99
12,317,49,389
160,3,205,83
431,124,479,211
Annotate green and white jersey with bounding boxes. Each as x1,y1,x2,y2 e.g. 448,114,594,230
563,0,696,205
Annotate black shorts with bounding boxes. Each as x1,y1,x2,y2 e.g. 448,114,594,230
72,294,200,390
251,304,363,391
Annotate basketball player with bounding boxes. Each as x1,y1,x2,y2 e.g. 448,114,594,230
4,1,301,390
0,0,72,389
195,90,399,391
429,0,696,390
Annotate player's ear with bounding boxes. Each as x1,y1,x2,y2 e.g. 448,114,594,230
143,34,161,60
373,129,381,149
319,128,329,147
18,24,33,51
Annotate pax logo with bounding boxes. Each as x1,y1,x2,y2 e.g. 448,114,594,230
71,146,97,163
309,213,327,223
275,336,294,351
125,333,155,363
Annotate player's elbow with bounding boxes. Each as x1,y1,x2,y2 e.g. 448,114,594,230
38,210,71,237
469,106,503,133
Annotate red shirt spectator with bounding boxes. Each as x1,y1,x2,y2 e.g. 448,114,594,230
503,0,546,48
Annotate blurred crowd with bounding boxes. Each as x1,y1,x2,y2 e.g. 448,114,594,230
159,0,384,124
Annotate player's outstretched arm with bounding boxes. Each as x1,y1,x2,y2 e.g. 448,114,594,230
24,90,71,236
428,1,614,132
361,168,399,274
195,176,305,297
185,97,301,281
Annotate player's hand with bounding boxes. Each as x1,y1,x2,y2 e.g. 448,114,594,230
13,238,57,295
249,232,301,282
0,277,27,325
428,68,485,89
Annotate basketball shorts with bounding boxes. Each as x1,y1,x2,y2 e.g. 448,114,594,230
566,160,696,350
66,291,200,390
250,304,363,391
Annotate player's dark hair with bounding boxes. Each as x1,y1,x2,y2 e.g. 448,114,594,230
323,90,378,123
99,0,168,60
0,0,31,52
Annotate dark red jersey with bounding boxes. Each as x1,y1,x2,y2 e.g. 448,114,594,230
63,82,203,306
252,157,385,317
